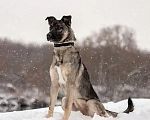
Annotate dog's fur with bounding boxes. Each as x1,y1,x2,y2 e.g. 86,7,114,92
45,15,134,120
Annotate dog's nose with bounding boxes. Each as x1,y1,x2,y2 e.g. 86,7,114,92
47,32,52,41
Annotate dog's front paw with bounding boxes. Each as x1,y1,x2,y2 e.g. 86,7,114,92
61,117,66,120
46,113,53,118
61,114,70,120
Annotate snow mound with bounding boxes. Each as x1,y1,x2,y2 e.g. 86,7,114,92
0,99,150,120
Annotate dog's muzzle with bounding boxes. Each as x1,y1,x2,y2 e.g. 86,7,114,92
47,32,52,41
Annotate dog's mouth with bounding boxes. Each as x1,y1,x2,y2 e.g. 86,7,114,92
47,32,52,41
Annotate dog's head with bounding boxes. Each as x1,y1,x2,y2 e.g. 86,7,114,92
45,15,76,43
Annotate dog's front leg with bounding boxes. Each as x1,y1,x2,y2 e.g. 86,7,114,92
62,82,75,120
46,67,60,118
62,65,76,120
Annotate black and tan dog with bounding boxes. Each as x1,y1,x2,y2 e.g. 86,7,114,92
45,15,134,120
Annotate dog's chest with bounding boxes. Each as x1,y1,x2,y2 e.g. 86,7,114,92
55,66,65,85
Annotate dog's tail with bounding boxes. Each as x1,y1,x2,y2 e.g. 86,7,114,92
106,97,134,117
123,97,134,113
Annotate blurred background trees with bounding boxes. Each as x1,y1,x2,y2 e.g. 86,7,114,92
79,25,150,101
0,25,150,111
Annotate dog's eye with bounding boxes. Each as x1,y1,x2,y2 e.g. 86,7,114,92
50,21,56,27
50,26,53,30
53,21,57,26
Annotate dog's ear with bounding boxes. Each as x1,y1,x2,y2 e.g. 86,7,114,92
45,16,56,26
61,15,72,26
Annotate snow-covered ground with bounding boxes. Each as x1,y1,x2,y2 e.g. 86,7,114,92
0,98,150,120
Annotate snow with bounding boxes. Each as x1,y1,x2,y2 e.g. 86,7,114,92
0,98,150,120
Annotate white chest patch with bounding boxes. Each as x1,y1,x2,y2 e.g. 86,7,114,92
55,66,65,85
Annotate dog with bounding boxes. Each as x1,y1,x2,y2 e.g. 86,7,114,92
45,15,134,120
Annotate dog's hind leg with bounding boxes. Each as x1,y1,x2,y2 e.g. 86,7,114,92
63,98,108,117
62,97,78,112
46,67,60,118
73,99,90,116
62,98,89,116
87,99,108,117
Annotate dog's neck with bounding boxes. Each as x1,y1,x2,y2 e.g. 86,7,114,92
54,42,74,47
